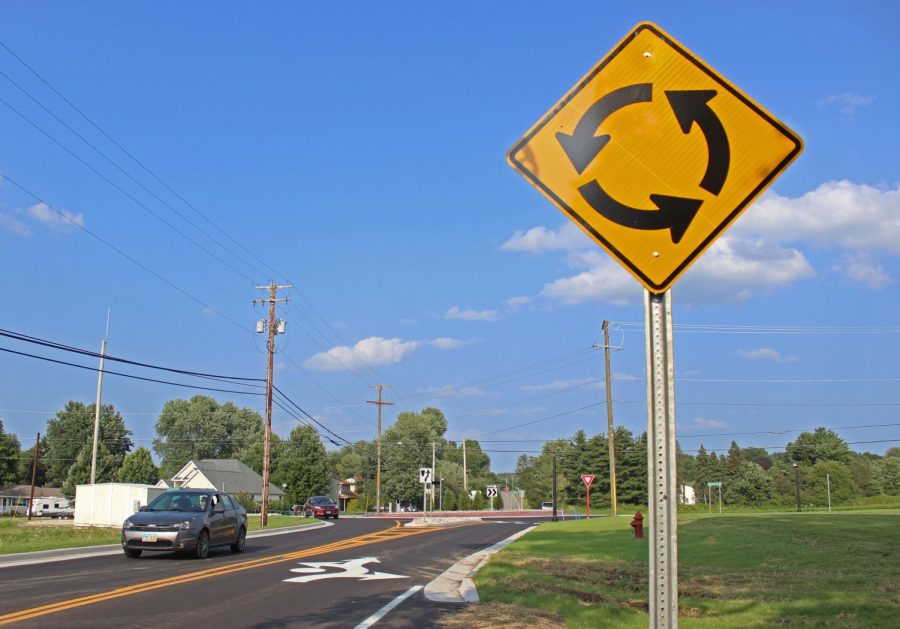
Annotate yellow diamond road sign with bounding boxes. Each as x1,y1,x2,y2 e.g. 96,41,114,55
508,22,803,293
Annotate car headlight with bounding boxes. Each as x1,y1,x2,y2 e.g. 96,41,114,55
174,521,193,530
123,520,134,529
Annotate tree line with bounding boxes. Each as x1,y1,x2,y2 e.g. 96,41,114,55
2,398,897,510
512,426,900,509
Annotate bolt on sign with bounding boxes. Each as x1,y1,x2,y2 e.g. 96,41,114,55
507,22,803,293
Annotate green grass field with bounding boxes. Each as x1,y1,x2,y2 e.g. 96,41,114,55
0,514,315,555
472,511,900,628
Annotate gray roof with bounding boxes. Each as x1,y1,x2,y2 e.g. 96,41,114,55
192,459,283,497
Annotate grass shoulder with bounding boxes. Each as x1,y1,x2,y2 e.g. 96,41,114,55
466,510,900,628
0,513,318,555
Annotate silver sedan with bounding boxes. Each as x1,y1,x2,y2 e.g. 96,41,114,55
122,490,247,559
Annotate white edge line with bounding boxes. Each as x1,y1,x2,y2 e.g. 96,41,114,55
354,585,423,629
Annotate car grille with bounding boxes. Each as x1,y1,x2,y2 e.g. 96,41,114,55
130,523,180,532
127,539,175,549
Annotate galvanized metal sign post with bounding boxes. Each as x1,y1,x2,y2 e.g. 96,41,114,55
645,291,678,625
507,22,802,627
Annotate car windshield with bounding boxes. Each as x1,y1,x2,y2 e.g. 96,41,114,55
309,497,334,506
146,492,210,512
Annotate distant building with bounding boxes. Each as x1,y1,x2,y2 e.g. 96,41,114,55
329,476,359,511
161,459,284,504
679,484,696,506
0,485,64,516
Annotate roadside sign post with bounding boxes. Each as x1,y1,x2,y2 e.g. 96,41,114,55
486,485,499,511
707,481,722,513
581,474,595,517
420,468,432,516
507,22,802,628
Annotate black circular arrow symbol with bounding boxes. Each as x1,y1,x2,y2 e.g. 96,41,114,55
556,84,730,244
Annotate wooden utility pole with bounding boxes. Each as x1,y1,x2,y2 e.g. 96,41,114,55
462,439,468,492
253,282,292,527
367,385,393,514
90,322,109,485
602,320,618,517
27,432,39,521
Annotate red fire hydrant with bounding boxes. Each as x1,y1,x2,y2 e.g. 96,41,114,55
630,511,644,539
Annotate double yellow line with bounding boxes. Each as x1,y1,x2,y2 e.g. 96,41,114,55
0,523,437,625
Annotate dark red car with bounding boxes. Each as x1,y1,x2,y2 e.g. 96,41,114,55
303,496,339,519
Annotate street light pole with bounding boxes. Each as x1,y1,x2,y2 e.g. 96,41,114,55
793,462,801,512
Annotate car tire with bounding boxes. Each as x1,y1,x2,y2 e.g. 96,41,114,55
230,527,246,553
334,514,339,520
123,547,142,559
194,529,210,559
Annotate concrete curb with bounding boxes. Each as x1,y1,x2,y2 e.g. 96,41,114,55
0,520,331,569
423,525,536,603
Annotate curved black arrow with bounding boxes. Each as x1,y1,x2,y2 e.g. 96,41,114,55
665,90,730,196
556,83,652,174
578,180,702,244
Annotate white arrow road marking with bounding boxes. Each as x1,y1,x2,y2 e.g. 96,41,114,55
284,557,409,583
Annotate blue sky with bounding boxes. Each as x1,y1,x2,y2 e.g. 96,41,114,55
1,2,898,472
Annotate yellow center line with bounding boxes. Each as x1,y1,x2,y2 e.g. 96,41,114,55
0,523,440,625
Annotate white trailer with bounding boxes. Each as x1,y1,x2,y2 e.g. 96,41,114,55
74,483,165,528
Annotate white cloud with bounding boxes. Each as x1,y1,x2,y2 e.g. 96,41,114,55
737,348,797,363
539,258,641,305
25,203,85,231
417,384,484,398
739,181,900,253
678,235,815,303
445,306,500,322
304,336,422,371
504,296,533,312
501,181,900,307
521,377,597,392
430,337,466,350
820,92,875,114
0,212,31,236
304,335,462,371
501,222,591,252
833,251,891,289
687,417,727,429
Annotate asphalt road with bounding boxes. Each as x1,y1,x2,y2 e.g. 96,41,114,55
0,516,540,628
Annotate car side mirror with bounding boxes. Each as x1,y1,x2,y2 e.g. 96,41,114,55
139,505,147,511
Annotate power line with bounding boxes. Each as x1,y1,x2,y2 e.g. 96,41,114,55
0,171,251,335
0,327,264,384
0,345,264,396
0,37,286,283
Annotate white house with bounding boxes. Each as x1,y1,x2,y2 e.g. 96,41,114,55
164,459,284,504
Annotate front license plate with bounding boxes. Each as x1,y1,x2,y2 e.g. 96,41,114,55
142,533,158,543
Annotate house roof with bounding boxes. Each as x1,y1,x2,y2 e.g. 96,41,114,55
175,459,283,496
0,485,64,499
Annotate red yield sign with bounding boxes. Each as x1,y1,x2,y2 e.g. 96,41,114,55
582,474,595,517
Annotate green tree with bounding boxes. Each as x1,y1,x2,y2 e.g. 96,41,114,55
615,428,647,505
726,461,774,506
803,460,855,506
152,396,263,478
62,442,120,496
873,456,900,495
277,425,329,506
0,420,21,485
381,408,446,505
786,427,851,466
17,445,46,486
117,447,160,484
44,402,132,487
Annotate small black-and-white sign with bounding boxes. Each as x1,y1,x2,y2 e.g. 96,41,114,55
419,467,432,484
486,485,499,498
